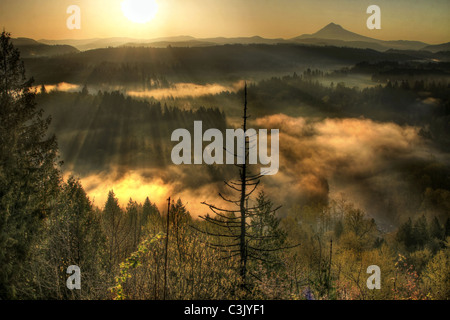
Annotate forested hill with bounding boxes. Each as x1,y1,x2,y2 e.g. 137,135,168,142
37,90,226,176
23,44,444,85
11,37,79,58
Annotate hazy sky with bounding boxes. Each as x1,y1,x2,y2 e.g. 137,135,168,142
0,0,449,43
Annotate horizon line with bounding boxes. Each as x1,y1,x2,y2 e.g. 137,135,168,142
7,22,449,45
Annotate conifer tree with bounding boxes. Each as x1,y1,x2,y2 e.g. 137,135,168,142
102,191,127,271
0,31,59,298
34,177,106,299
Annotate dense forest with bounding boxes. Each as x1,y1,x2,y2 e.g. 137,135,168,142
1,30,449,301
23,44,449,86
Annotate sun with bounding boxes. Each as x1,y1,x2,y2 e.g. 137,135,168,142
121,0,159,24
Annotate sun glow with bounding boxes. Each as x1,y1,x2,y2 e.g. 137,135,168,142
69,170,171,208
121,0,159,24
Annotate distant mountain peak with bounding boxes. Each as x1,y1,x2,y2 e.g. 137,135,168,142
294,22,375,43
291,23,431,51
321,22,344,31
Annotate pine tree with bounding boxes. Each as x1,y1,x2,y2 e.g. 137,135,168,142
249,191,287,279
396,218,414,250
430,216,444,240
126,198,140,252
333,220,344,239
170,198,191,260
413,215,429,249
142,197,153,225
444,217,450,238
142,196,161,234
34,177,106,299
0,31,60,298
102,190,127,271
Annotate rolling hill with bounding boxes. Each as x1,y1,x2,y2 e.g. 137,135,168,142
422,42,450,53
30,23,449,54
12,38,79,58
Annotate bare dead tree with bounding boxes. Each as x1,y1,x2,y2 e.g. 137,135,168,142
192,83,297,292
163,197,170,300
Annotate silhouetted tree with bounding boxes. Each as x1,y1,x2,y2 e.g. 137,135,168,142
430,216,444,240
0,31,59,298
194,84,294,295
396,218,414,250
126,198,141,252
32,177,106,299
445,218,450,238
102,191,128,271
81,84,89,96
413,215,429,249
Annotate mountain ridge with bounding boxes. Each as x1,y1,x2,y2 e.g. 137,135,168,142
12,37,79,58
30,23,449,53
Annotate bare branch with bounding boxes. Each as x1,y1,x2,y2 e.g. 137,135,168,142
218,193,241,205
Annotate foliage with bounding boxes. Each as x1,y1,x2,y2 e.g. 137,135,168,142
112,232,165,300
0,31,60,299
28,177,107,299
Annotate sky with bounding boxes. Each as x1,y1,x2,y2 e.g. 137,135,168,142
0,0,449,43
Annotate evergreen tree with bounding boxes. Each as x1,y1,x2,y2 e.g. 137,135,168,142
170,198,191,230
413,215,429,249
333,220,344,239
249,191,287,278
142,196,161,234
250,192,286,255
445,218,450,238
126,198,140,252
0,31,59,298
142,197,160,223
33,177,106,299
396,218,414,250
170,198,191,258
430,216,444,240
81,84,89,96
142,197,153,225
102,190,127,271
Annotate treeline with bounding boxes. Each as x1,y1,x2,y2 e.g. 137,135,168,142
291,61,450,85
212,72,450,150
352,61,450,83
396,215,450,253
23,44,428,85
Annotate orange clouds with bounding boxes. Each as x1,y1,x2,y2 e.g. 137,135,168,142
128,81,244,99
254,114,431,222
65,114,438,225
